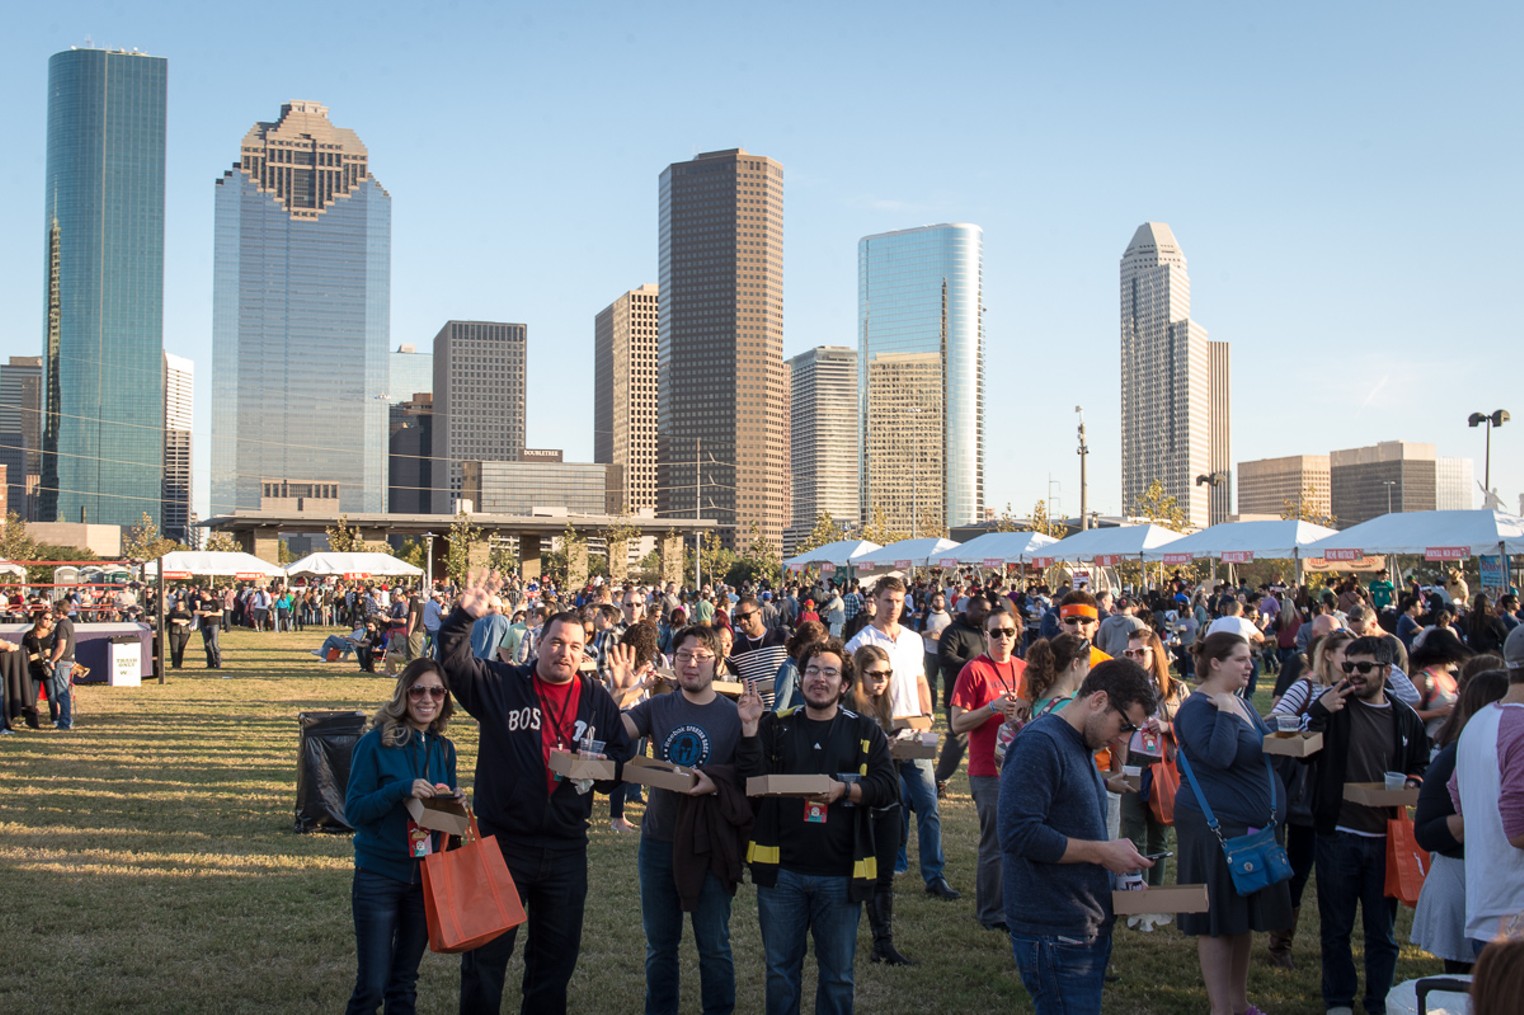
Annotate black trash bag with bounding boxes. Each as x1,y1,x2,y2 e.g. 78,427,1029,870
295,710,367,833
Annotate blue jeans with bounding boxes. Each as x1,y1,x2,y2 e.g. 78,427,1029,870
47,661,73,730
1009,931,1112,1015
1315,831,1399,1012
637,838,734,1015
896,758,945,883
320,636,355,658
346,868,428,1015
756,868,860,1015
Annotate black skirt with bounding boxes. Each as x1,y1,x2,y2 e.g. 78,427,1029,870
1174,803,1294,937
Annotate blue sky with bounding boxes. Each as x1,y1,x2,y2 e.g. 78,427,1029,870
2,1,1519,524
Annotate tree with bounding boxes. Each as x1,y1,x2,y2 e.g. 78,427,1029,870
991,503,1023,533
859,506,908,547
794,512,845,555
277,539,296,566
684,531,738,589
1131,478,1190,532
204,532,242,553
0,512,35,561
325,515,367,552
445,510,483,584
728,522,781,587
123,512,183,561
1280,485,1337,529
600,515,643,582
1027,499,1068,539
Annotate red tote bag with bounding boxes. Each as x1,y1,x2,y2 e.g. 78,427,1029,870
1147,737,1180,827
420,808,527,953
1383,811,1430,908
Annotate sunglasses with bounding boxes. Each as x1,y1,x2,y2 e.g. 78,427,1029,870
1062,616,1095,626
986,627,1018,638
1112,705,1139,734
1340,660,1382,675
408,685,447,700
733,611,756,623
1122,647,1152,660
863,668,893,679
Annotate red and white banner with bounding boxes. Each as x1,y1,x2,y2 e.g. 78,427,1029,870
820,562,836,575
161,570,192,580
1424,546,1468,562
1221,551,1255,564
236,572,268,581
1323,549,1363,562
938,558,960,569
1033,557,1055,569
982,557,1004,569
1093,554,1120,567
893,559,912,571
1162,553,1194,565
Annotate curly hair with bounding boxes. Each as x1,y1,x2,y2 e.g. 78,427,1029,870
370,658,455,748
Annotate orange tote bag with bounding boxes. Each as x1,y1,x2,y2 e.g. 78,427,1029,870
1383,811,1429,907
420,808,527,953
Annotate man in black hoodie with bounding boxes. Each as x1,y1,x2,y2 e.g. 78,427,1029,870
438,570,633,1015
934,593,990,789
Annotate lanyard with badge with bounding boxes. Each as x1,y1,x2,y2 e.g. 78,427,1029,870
405,733,435,859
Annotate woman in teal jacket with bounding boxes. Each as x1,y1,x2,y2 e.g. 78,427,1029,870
344,658,463,1014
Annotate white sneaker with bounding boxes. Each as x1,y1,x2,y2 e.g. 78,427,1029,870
1151,912,1173,926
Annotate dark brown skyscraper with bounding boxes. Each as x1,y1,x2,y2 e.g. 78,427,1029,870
657,149,787,551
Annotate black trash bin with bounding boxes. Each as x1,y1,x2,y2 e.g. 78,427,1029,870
294,710,367,833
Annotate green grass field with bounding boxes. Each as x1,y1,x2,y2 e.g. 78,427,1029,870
0,628,1441,1013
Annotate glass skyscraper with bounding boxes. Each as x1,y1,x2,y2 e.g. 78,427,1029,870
211,101,390,516
858,224,984,532
40,48,167,527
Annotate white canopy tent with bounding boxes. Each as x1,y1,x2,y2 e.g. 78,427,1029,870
782,539,882,571
144,551,286,579
939,531,1061,567
284,551,424,579
853,537,963,570
1032,524,1184,564
1139,520,1339,563
0,561,28,579
1304,510,1524,559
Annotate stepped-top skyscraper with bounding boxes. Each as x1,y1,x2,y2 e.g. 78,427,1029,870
656,149,788,550
1119,223,1230,529
786,346,859,553
211,101,390,515
858,224,985,534
41,48,167,527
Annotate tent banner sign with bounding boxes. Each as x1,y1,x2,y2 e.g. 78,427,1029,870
1221,551,1255,564
1163,553,1194,565
893,559,912,571
938,558,960,569
235,572,266,581
1093,555,1120,567
1034,557,1054,568
161,571,192,580
819,563,836,575
1324,548,1363,562
1424,547,1468,562
982,557,1004,569
1480,555,1509,591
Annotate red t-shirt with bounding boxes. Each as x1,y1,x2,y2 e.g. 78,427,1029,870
533,673,583,795
950,654,1027,778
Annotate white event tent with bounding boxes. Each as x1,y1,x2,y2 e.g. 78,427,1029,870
939,531,1061,567
853,537,962,570
1304,510,1524,560
1139,520,1339,563
782,539,881,571
144,551,286,579
1033,524,1183,564
284,551,424,579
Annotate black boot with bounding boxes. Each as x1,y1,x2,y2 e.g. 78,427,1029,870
868,888,914,966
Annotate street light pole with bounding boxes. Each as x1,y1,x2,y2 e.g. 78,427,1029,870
1469,409,1511,495
422,532,436,589
1076,407,1089,531
1382,481,1395,515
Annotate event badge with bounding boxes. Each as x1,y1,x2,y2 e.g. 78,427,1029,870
407,820,432,858
1128,729,1164,761
804,801,829,824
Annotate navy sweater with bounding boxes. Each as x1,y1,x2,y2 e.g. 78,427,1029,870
998,713,1111,938
345,725,457,885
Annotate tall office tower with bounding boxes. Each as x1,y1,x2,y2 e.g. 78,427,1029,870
162,353,194,543
1120,222,1228,529
40,48,167,527
786,346,860,552
1237,454,1331,520
389,343,433,402
1330,441,1440,526
211,100,390,515
0,356,44,520
858,224,984,533
1436,457,1475,511
657,149,788,550
431,321,527,514
389,394,433,514
594,284,659,515
1208,340,1232,525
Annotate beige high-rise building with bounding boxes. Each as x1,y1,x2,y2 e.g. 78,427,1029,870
595,284,659,514
1120,223,1229,529
865,352,944,535
1329,441,1475,525
786,346,859,553
657,149,788,550
1208,341,1232,525
1237,454,1331,519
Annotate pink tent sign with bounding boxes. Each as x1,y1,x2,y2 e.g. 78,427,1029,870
1324,549,1363,562
1093,555,1120,567
893,560,912,570
1033,557,1054,568
938,558,960,568
982,558,1004,568
1221,551,1254,563
820,563,836,575
1424,547,1468,561
1163,553,1194,565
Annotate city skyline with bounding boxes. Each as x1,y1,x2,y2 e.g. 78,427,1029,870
1,8,1517,529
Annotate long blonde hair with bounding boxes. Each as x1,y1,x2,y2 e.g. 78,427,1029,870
1311,630,1356,687
848,644,896,731
371,658,455,748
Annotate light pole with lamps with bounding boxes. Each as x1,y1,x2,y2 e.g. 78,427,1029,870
1382,481,1396,515
1076,406,1089,531
1468,409,1510,495
422,531,437,590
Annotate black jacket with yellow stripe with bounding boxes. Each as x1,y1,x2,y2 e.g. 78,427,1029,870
736,706,898,901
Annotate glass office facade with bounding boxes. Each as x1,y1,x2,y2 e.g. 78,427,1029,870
210,102,390,515
41,49,167,527
858,224,984,530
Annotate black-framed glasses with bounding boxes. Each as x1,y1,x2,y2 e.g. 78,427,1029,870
408,685,447,700
863,668,893,680
1341,660,1381,675
1112,706,1139,734
733,610,756,623
986,627,1018,638
1062,616,1095,627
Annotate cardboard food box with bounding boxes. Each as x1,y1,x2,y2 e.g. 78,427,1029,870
1343,782,1419,807
1262,732,1324,758
746,774,836,797
547,749,617,782
404,795,471,836
712,677,774,698
890,732,939,760
1111,884,1209,915
892,715,934,733
1116,773,1141,793
622,755,700,793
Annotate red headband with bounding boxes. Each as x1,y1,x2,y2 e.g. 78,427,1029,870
1059,603,1099,620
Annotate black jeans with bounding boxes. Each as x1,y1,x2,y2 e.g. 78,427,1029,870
459,841,587,1015
1316,831,1399,1012
1286,821,1316,909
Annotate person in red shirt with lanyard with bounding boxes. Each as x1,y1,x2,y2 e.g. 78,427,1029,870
950,607,1029,931
435,569,634,1015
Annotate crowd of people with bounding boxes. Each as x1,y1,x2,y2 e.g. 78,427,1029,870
334,564,1524,1015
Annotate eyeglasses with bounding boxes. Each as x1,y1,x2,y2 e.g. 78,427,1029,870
733,611,756,623
803,665,841,679
1112,706,1140,734
408,685,447,700
1122,647,1152,660
986,628,1018,638
1341,660,1382,675
675,650,716,664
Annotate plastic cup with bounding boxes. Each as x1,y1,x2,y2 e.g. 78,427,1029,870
1273,714,1302,733
1122,765,1143,779
1383,771,1406,790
